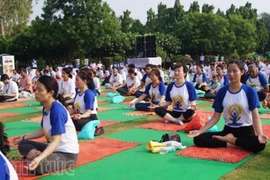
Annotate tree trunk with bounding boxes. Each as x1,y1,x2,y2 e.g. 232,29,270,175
0,16,4,37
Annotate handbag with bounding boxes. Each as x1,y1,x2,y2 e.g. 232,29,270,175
160,133,181,143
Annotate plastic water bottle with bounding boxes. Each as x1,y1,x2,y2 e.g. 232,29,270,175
159,146,176,155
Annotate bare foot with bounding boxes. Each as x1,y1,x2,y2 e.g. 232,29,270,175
213,133,235,143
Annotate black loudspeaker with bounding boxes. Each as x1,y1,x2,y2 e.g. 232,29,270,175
136,35,157,58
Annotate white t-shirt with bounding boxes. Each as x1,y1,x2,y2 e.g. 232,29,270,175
42,101,79,154
135,69,142,80
120,71,127,82
97,63,103,69
109,74,123,85
213,85,260,127
10,73,20,82
126,76,140,89
73,90,97,115
2,81,19,100
93,77,101,92
159,70,165,82
58,78,76,98
166,81,197,112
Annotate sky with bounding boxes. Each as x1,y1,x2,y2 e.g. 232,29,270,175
31,0,270,24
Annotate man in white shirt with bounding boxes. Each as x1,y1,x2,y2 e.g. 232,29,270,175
97,61,103,69
10,69,20,84
104,69,123,89
0,74,19,102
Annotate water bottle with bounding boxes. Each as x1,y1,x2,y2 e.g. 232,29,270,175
159,146,176,155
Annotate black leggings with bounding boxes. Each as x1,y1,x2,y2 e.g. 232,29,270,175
194,125,266,153
195,83,207,92
257,91,266,101
18,140,78,175
155,107,195,121
72,114,98,131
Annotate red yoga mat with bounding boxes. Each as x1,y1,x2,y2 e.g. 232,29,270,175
0,104,27,110
12,138,140,180
176,124,270,163
260,113,270,120
0,112,20,119
123,111,155,116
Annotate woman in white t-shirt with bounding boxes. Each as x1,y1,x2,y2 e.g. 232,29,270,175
0,74,19,102
68,70,97,131
13,76,79,175
115,69,140,96
129,69,166,111
189,60,267,153
58,67,76,105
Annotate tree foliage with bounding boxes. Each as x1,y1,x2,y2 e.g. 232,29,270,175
4,0,270,67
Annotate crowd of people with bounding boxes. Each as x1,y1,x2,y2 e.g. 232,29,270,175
0,58,269,178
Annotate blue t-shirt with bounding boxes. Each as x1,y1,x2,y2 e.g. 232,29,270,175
213,84,260,127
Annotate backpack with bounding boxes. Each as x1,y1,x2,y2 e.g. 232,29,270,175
160,133,181,143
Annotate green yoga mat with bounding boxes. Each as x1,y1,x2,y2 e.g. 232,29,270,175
0,106,41,114
98,108,142,122
99,103,127,109
5,121,40,137
40,128,247,180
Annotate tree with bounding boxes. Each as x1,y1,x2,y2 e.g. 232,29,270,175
216,8,225,17
255,19,269,54
176,12,235,57
228,15,257,56
146,8,157,32
0,0,34,38
188,1,200,13
260,13,270,51
30,0,123,64
119,10,133,33
173,0,185,22
226,4,237,17
0,36,7,53
202,4,215,14
130,19,146,35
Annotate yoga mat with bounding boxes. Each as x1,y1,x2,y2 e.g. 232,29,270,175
0,106,40,114
0,104,26,110
5,121,40,137
98,109,142,122
98,107,113,113
177,146,252,163
99,103,126,109
100,120,120,127
0,112,19,119
139,120,187,132
260,113,270,120
41,129,247,180
122,111,155,116
13,138,140,180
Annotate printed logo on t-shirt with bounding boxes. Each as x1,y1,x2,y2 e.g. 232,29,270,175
196,77,202,84
227,103,243,126
150,93,156,101
172,95,184,110
74,102,82,114
62,88,66,95
249,82,258,89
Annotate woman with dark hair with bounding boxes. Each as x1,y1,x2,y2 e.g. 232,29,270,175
68,70,97,131
192,64,208,91
58,67,76,105
0,74,19,102
216,65,229,88
129,69,166,111
32,69,42,92
190,60,267,153
115,69,140,96
155,64,197,124
13,76,79,175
